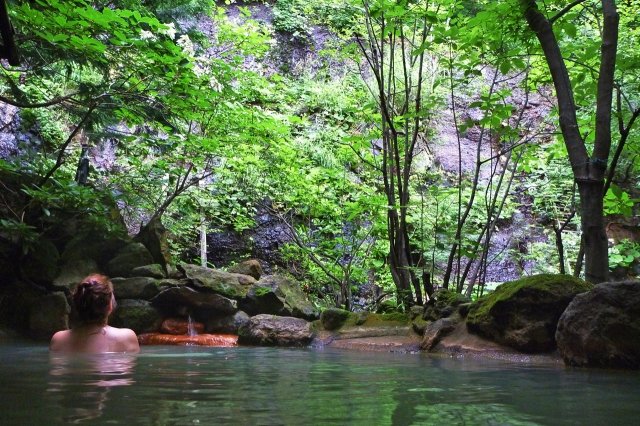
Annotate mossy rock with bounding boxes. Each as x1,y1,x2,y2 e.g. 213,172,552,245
320,308,352,330
423,289,471,321
360,312,410,327
240,275,318,320
180,263,256,299
466,274,592,353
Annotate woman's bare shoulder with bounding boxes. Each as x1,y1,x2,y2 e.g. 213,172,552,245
107,326,140,353
49,329,71,352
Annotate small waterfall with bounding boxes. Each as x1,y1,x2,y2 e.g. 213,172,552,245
187,315,197,337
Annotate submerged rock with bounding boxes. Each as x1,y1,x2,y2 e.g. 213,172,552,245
556,281,640,369
466,274,592,353
238,314,314,347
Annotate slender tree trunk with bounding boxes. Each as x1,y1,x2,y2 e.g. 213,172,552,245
520,0,618,283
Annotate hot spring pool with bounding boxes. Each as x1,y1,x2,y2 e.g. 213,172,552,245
0,339,638,425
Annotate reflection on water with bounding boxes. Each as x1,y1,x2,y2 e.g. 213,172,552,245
0,342,639,425
47,354,136,424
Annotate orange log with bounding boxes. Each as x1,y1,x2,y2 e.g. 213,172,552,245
138,333,238,347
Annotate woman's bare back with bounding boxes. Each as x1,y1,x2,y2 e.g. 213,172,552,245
50,326,140,354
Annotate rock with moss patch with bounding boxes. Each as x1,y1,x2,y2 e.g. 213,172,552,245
112,277,162,300
29,292,70,340
227,259,263,280
106,243,154,278
556,280,640,369
52,258,99,291
320,308,352,330
466,274,592,353
180,263,255,299
240,275,319,320
151,286,238,315
423,289,471,321
109,299,162,334
206,310,250,334
131,264,166,279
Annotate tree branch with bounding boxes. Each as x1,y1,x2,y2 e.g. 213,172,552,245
549,0,589,24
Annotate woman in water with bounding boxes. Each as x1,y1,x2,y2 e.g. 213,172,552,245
50,274,140,353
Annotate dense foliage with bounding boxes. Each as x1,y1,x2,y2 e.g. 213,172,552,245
0,0,638,311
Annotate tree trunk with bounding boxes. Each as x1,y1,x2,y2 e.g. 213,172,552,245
577,180,609,282
520,0,618,283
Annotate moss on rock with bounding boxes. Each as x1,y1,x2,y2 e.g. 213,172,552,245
466,274,592,352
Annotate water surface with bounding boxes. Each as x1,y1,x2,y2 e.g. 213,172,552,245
0,340,638,425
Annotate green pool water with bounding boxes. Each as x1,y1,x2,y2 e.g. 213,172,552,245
0,340,638,425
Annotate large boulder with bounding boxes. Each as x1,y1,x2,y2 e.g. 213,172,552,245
131,264,166,279
556,281,640,369
320,308,351,330
112,277,162,300
206,311,250,334
60,232,128,268
227,259,263,280
106,243,154,278
179,263,255,299
466,274,592,353
52,258,99,292
29,292,70,339
134,217,172,272
240,275,319,320
109,299,162,334
151,286,238,315
238,314,314,346
420,317,459,351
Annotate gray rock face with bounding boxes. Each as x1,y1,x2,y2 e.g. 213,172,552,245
112,277,162,300
107,243,154,278
556,281,640,369
238,314,314,346
152,287,238,315
109,299,162,334
240,275,319,320
206,311,250,334
180,263,256,299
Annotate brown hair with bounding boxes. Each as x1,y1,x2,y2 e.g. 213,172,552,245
72,274,114,325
